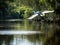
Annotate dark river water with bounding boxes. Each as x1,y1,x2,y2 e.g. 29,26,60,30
0,20,60,45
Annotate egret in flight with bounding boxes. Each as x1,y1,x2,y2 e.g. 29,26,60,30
27,10,54,19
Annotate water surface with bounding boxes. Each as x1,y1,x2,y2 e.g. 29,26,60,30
0,20,60,45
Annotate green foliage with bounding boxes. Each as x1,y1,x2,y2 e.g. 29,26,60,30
7,1,33,18
0,0,60,20
12,5,33,18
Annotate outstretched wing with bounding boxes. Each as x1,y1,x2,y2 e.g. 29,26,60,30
42,10,54,14
40,14,45,16
27,14,38,19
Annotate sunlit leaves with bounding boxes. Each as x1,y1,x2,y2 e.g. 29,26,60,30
2,0,58,19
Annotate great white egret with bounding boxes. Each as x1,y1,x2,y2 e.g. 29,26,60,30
27,10,54,19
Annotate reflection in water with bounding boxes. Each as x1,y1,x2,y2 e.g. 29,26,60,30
0,31,43,35
44,23,60,45
0,35,13,45
0,35,43,45
0,20,60,45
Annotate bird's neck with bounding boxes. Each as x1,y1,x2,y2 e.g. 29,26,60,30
40,13,45,16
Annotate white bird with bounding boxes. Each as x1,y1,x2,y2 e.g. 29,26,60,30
27,10,54,20
27,14,38,19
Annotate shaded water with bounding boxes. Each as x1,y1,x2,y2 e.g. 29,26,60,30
0,20,60,45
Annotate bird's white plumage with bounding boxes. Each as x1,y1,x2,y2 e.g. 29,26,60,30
27,14,38,19
42,10,54,14
27,10,54,19
40,14,45,16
